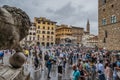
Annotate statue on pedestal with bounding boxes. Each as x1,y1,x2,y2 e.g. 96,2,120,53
0,5,31,68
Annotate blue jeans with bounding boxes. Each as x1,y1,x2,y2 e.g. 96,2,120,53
47,67,51,77
98,74,106,80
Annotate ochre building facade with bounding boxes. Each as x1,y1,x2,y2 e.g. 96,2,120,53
34,17,56,47
56,24,84,45
98,0,120,50
56,25,72,44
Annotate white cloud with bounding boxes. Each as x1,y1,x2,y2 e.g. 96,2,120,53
0,0,98,35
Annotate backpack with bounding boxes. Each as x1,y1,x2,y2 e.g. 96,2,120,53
0,52,4,57
44,55,49,61
79,70,84,76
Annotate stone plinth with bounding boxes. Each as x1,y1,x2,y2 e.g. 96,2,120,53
0,65,29,80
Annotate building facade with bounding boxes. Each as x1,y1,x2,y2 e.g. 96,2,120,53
34,17,56,47
20,23,36,46
56,25,73,45
87,36,98,48
56,24,84,45
71,26,84,45
98,0,120,50
81,34,96,47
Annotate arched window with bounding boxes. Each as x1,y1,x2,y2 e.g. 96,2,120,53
42,31,45,34
51,32,54,34
33,33,36,35
51,43,53,46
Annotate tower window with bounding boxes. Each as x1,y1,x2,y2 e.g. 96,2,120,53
105,30,107,38
102,18,106,25
111,15,116,23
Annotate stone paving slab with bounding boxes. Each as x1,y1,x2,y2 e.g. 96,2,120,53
31,63,72,80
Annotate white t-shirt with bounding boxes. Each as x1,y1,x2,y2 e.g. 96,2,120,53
96,63,104,73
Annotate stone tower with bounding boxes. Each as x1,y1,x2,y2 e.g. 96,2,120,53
86,19,90,34
98,0,120,50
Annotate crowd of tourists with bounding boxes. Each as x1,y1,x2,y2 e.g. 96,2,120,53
0,45,120,80
23,45,120,80
44,46,120,80
0,49,15,64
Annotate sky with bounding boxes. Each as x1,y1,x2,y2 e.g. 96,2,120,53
0,0,98,35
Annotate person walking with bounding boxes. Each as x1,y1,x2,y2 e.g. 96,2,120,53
0,50,4,64
46,58,52,78
96,60,106,80
78,64,88,80
44,52,49,67
33,51,39,70
71,64,80,80
105,63,113,80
